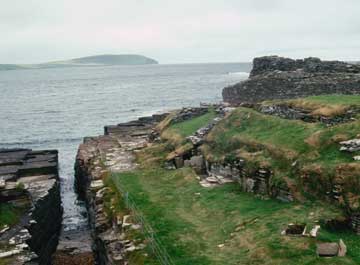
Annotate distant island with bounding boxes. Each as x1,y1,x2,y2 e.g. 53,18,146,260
0,54,158,71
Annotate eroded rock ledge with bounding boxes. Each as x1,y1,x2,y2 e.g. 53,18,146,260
222,56,360,104
0,149,62,264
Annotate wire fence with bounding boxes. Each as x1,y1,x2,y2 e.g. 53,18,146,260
111,174,175,265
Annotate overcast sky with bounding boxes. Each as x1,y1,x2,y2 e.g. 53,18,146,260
1,0,359,64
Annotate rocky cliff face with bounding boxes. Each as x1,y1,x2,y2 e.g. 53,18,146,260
0,149,62,264
223,56,360,104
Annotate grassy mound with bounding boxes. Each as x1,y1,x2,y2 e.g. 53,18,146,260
201,105,360,202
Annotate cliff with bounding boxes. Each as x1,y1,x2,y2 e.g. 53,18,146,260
222,56,360,104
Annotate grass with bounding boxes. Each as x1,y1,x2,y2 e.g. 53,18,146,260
264,94,360,117
204,108,323,157
203,107,360,168
111,166,358,265
199,106,360,202
161,110,217,147
101,177,161,265
0,203,25,229
295,95,360,106
107,97,360,264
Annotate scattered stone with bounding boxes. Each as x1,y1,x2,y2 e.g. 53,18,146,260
309,225,321,238
90,180,104,190
317,243,339,257
174,156,184,168
353,156,360,161
131,224,141,230
206,176,219,183
340,139,360,152
338,239,347,257
0,225,9,234
122,215,132,229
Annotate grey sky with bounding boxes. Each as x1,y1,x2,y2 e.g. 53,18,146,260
1,0,359,64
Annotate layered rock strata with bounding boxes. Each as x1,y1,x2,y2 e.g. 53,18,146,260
0,149,62,264
223,56,360,104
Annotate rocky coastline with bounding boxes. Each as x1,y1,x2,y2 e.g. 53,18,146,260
0,149,62,264
223,56,360,104
2,55,360,264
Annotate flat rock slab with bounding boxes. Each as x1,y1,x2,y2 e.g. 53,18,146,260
0,149,58,180
317,243,339,257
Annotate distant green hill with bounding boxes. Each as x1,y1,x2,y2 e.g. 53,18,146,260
0,54,158,71
67,54,158,65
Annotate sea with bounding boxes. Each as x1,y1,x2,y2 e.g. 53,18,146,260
0,63,250,236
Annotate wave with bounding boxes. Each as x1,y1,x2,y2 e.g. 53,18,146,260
227,71,249,76
0,137,83,148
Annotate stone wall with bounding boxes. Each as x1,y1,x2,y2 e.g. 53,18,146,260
222,56,360,104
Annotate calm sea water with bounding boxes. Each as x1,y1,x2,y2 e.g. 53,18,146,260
0,63,250,232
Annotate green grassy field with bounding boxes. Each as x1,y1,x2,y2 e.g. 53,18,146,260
111,167,358,265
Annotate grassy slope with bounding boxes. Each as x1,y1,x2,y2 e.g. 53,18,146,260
161,110,217,147
109,107,360,264
291,95,360,106
263,94,360,117
202,107,360,182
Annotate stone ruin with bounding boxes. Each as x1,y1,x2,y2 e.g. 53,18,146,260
222,55,360,104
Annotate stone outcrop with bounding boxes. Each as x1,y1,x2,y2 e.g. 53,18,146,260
0,149,62,265
257,103,360,126
222,56,360,104
75,114,167,265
